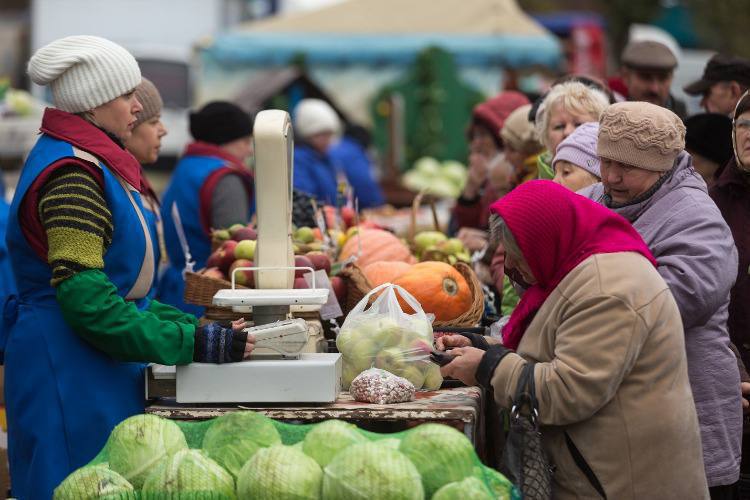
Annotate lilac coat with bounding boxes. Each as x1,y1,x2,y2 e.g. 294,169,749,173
580,151,741,487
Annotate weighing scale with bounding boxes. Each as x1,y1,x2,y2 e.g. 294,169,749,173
150,110,342,404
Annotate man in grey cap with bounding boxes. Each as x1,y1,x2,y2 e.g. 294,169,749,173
620,40,687,119
684,53,750,116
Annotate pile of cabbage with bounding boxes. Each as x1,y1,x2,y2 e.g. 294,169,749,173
54,412,517,500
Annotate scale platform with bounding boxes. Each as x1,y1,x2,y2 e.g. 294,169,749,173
151,353,342,403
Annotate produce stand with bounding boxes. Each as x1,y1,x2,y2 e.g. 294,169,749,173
146,386,489,461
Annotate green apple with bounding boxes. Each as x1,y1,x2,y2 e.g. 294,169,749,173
336,328,356,356
372,317,404,347
440,237,465,256
345,339,379,371
422,363,443,391
398,365,426,388
409,318,433,341
294,226,315,244
414,231,447,255
374,347,407,373
342,362,361,390
235,239,256,260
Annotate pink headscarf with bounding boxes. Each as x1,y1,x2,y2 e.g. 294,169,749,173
489,180,657,350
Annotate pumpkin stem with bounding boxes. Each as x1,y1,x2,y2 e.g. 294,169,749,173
442,278,459,296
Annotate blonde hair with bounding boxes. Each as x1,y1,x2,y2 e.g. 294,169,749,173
535,81,610,151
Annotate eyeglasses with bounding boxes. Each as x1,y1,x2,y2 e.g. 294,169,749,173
735,119,750,132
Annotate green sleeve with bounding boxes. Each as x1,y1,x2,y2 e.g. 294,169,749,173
147,299,200,327
57,269,195,365
501,275,520,316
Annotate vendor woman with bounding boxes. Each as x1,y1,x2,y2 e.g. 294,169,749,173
2,36,255,499
159,100,255,316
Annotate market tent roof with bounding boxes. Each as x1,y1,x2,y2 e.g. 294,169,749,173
201,0,561,68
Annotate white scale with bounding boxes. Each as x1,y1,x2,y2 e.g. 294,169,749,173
153,110,342,404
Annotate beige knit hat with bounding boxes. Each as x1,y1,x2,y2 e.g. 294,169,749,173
598,101,685,172
27,35,141,113
501,104,543,156
133,78,163,128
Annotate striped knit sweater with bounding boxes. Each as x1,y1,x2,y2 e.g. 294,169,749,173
38,164,112,285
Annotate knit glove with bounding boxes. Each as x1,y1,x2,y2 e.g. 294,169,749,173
193,322,248,363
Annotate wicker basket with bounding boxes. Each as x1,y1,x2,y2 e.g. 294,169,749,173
337,263,373,318
432,261,485,328
184,271,247,307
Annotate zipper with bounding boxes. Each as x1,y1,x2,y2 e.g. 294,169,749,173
564,432,607,499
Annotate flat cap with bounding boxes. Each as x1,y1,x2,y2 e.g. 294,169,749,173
621,40,677,71
684,53,750,95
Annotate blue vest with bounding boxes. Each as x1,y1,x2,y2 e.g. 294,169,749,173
159,154,251,316
2,135,151,499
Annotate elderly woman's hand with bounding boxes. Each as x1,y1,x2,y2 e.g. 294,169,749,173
435,334,472,351
439,347,486,385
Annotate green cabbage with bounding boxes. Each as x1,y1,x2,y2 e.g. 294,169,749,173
477,466,518,500
141,449,235,499
322,442,423,500
108,414,188,489
53,463,136,500
302,420,366,467
237,445,323,500
202,411,282,479
432,477,494,500
398,423,476,496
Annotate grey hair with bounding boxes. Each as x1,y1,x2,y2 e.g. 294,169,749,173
534,81,610,151
489,214,523,259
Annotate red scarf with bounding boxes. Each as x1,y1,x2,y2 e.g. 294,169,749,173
489,180,657,350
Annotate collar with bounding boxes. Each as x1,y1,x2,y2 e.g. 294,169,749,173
604,168,672,210
39,108,143,190
184,141,245,170
715,158,750,189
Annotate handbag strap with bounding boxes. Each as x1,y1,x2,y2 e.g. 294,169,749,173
511,362,539,426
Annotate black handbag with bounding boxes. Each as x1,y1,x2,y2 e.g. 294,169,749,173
500,362,553,500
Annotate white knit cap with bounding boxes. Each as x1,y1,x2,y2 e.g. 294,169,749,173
28,35,141,113
293,98,341,139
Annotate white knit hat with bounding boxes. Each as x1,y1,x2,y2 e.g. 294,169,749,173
293,98,341,139
28,35,141,113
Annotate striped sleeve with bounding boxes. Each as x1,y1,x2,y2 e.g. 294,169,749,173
38,164,113,286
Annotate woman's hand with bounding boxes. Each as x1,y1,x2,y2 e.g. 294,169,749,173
439,347,486,385
435,334,472,351
231,318,255,359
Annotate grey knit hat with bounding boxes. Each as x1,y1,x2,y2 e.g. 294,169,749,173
27,35,141,113
553,122,601,178
133,78,163,128
598,102,685,172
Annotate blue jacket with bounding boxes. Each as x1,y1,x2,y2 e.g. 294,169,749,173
329,137,384,208
0,197,15,298
293,144,339,205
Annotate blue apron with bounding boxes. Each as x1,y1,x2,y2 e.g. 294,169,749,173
2,135,153,499
159,155,251,316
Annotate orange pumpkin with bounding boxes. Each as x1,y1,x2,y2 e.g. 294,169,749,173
363,261,413,287
339,229,415,268
393,262,472,321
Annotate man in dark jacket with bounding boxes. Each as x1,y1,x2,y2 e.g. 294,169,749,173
684,53,750,116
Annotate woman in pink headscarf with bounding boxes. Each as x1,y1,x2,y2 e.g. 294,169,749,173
438,180,708,499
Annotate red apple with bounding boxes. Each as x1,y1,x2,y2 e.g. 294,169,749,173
294,255,314,279
229,259,255,287
202,267,226,281
294,276,310,289
341,206,355,228
305,252,331,275
218,240,238,272
231,226,257,242
331,276,346,304
205,249,223,269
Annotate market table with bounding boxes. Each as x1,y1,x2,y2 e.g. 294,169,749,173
146,386,488,460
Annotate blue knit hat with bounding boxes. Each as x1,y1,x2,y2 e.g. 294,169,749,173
553,122,601,178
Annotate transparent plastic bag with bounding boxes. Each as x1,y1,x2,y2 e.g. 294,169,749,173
349,368,415,404
335,283,442,391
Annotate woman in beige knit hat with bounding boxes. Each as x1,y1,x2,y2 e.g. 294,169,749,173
580,101,742,497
